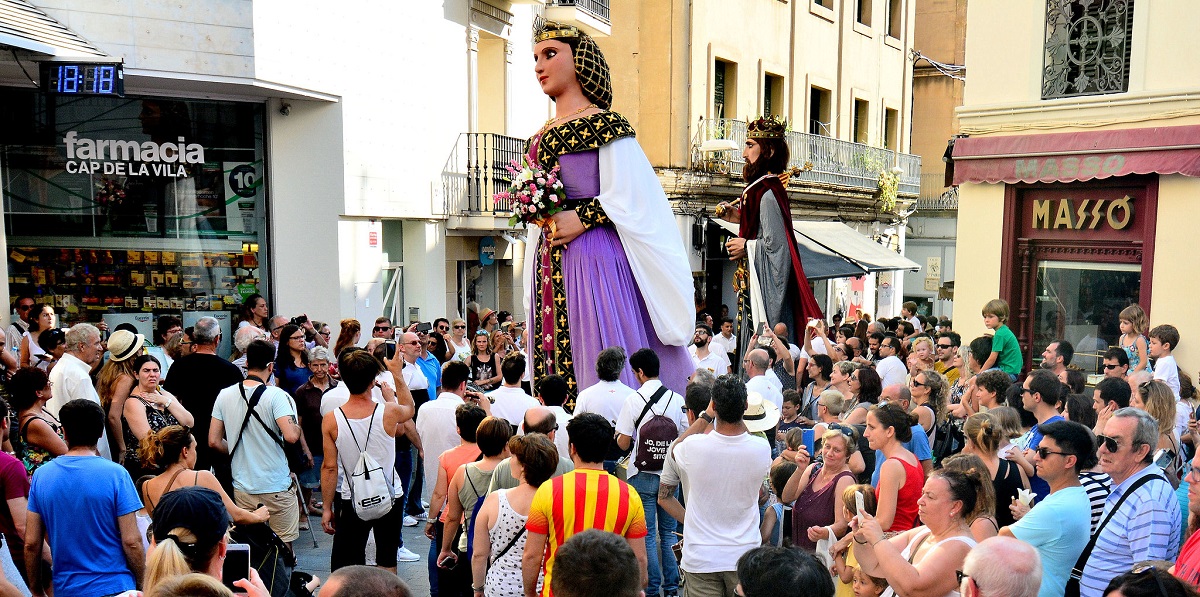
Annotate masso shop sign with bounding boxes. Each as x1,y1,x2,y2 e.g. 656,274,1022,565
62,131,204,178
1030,195,1132,231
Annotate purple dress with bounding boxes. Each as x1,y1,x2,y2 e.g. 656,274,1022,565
528,146,693,408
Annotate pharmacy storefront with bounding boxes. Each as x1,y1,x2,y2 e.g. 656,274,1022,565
1,88,268,355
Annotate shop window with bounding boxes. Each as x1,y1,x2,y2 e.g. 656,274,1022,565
1,90,268,348
852,99,870,144
857,0,872,26
714,59,737,119
886,0,902,38
1042,0,1134,99
884,108,899,150
809,86,831,136
1032,261,1140,373
764,73,784,118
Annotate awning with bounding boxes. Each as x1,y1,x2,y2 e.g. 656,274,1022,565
0,0,110,59
951,124,1200,185
712,219,920,280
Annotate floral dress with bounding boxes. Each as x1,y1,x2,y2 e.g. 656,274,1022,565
14,411,63,479
122,395,180,479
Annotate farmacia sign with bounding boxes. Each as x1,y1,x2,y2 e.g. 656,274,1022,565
63,131,203,178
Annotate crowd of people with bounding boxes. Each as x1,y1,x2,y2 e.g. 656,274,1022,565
2,289,1200,597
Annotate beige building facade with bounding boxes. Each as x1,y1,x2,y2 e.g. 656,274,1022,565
952,0,1200,374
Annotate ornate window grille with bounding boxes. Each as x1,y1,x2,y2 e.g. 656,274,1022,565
1041,0,1134,99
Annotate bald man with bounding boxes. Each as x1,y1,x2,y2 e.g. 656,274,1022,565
487,406,575,492
960,537,1041,597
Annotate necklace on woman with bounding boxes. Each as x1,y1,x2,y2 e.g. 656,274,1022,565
539,103,598,135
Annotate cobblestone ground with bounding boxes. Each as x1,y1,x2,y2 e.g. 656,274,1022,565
294,518,433,596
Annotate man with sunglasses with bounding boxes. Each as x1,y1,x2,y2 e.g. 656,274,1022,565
1000,421,1093,597
1079,408,1180,597
6,295,35,361
1021,370,1066,501
372,317,395,340
874,335,907,389
933,332,961,387
1101,348,1130,379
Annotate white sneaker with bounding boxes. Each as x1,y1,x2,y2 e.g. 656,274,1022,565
422,499,430,508
396,546,421,562
403,515,419,527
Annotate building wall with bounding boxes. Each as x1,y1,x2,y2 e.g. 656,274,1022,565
1149,175,1200,368
950,182,1003,342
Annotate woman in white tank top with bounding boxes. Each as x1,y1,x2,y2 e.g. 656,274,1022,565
849,468,983,597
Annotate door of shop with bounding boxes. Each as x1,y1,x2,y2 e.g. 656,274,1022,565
1000,177,1157,374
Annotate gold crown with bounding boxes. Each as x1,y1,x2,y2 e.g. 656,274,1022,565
747,116,786,139
534,19,581,43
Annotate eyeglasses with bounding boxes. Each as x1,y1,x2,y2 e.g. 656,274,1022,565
1035,447,1073,459
1097,434,1121,453
910,379,927,388
290,335,305,341
453,325,466,329
373,326,391,333
937,344,954,349
1103,364,1121,370
405,341,420,346
1020,387,1034,395
319,331,331,337
956,571,969,585
16,304,32,311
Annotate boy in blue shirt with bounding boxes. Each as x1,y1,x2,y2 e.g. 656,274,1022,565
980,298,1023,380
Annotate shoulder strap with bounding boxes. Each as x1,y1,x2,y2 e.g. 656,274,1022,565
162,467,187,494
337,405,377,453
907,531,931,564
229,384,269,458
490,526,526,566
632,386,670,432
1070,474,1166,580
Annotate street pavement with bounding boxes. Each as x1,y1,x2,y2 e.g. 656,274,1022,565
295,518,433,596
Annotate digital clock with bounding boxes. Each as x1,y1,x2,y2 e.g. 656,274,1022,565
41,63,124,97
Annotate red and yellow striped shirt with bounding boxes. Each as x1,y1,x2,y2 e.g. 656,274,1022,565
526,468,648,596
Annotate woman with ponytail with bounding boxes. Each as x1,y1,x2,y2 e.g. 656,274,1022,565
143,486,270,596
853,466,984,597
864,403,924,532
139,425,268,525
939,454,999,541
961,412,1028,529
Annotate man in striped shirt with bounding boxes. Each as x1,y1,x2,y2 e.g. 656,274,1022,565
1079,408,1180,597
523,413,648,597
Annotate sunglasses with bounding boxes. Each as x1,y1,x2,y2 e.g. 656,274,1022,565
1035,447,1073,459
956,571,968,585
827,423,856,438
910,379,927,388
16,304,32,311
373,326,391,332
1096,434,1121,453
937,344,953,349
453,325,467,329
475,330,490,336
1130,563,1172,597
1103,364,1122,370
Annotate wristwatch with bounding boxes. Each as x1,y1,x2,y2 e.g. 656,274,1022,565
699,412,714,424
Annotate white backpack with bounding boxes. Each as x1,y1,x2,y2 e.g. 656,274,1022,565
338,407,395,521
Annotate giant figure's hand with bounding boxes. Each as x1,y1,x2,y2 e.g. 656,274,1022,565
549,210,585,247
725,237,747,260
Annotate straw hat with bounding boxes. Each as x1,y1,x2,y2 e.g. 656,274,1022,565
107,330,144,362
743,392,781,433
479,308,496,323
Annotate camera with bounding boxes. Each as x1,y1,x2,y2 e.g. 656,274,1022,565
291,314,308,326
415,321,432,333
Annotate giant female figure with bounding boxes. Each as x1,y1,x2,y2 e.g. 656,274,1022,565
523,20,694,408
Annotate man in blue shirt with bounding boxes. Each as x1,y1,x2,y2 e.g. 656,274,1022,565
1021,370,1065,501
25,399,144,597
1001,420,1092,597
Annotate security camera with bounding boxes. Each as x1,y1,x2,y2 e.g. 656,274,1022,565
279,103,291,116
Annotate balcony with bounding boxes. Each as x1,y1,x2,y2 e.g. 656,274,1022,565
690,117,922,198
914,172,959,212
440,133,524,228
545,0,611,37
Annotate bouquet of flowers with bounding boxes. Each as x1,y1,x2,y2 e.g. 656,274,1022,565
497,155,567,228
94,177,127,209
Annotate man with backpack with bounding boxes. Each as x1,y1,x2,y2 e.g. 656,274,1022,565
319,346,415,572
210,339,305,548
615,349,687,597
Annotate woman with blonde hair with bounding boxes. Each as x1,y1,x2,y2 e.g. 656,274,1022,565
961,413,1027,529
97,330,145,464
447,318,472,362
143,486,273,596
1133,379,1182,486
139,425,269,525
908,369,947,434
939,453,999,541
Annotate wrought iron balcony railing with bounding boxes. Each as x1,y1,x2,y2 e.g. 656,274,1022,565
690,118,922,197
547,0,610,23
441,133,524,216
915,172,959,211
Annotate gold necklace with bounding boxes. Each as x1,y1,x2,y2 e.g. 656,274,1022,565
540,103,597,135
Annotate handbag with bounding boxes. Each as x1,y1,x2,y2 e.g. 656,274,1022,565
238,381,312,475
1064,473,1166,597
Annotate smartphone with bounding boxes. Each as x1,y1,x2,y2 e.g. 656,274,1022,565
222,543,250,592
855,490,866,519
438,553,458,569
415,321,432,333
1153,448,1176,469
383,340,397,359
